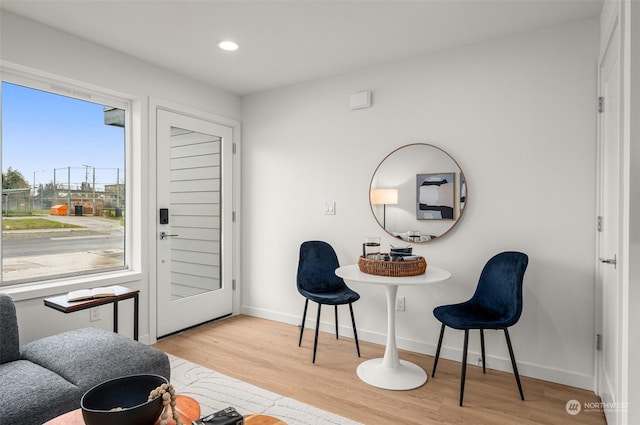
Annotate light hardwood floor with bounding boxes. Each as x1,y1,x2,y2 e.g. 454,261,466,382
154,315,606,425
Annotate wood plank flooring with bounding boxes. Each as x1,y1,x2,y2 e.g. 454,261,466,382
153,315,606,425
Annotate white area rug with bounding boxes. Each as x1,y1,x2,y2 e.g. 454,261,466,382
169,355,363,425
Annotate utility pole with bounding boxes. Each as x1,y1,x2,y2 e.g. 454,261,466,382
92,166,96,216
33,170,43,212
67,166,71,216
83,164,91,189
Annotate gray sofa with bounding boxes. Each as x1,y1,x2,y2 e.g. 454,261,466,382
0,293,170,425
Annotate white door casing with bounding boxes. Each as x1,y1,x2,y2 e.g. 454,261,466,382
596,16,623,425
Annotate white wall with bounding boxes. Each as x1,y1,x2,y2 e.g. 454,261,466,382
0,11,241,344
241,18,600,390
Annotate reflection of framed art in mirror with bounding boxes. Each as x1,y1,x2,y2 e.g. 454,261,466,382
416,173,455,220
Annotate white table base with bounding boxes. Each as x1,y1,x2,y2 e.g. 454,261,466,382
335,265,451,391
357,284,428,390
357,358,427,390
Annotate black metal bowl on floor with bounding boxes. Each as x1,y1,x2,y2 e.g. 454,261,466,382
81,374,168,425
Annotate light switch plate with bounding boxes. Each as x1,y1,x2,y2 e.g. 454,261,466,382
323,201,336,215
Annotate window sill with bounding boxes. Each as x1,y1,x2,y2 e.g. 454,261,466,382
2,270,143,302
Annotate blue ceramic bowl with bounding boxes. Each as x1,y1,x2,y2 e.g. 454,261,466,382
81,374,168,425
390,247,412,261
390,247,412,255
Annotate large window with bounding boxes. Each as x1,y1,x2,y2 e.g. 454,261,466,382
1,80,128,285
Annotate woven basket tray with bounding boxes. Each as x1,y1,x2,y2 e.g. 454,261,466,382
358,256,427,277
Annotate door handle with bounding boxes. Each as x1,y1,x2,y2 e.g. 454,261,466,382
599,254,617,269
159,231,179,240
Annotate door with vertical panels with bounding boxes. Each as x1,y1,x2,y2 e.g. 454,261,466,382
156,109,233,337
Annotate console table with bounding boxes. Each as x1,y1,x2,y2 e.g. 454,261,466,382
44,285,139,340
335,264,451,390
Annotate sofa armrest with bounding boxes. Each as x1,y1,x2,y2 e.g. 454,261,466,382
0,293,21,364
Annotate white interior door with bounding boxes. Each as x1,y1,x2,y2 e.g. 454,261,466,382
156,108,234,337
596,19,621,425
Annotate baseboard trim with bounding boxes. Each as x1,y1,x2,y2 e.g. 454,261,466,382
240,306,594,392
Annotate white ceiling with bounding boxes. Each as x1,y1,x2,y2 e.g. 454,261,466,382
1,0,603,96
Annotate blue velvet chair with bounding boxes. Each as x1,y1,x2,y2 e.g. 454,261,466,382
297,241,361,363
431,251,529,406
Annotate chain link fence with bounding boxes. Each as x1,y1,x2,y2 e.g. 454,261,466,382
3,166,124,217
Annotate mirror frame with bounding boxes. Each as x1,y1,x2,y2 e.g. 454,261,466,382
368,143,467,243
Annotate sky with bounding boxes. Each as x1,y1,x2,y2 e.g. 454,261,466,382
1,82,125,190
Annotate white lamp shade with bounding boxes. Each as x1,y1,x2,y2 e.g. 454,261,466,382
370,188,398,205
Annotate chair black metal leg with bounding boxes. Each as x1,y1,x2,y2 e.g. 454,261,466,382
460,329,469,406
504,328,525,400
335,305,339,339
432,324,446,378
313,304,321,364
348,303,360,357
298,299,309,347
480,329,486,373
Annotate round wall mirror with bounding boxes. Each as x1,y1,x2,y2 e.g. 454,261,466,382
369,143,467,243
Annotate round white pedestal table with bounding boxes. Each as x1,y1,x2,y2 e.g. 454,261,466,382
335,264,451,391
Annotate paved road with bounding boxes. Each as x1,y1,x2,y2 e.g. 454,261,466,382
2,232,123,258
2,215,125,281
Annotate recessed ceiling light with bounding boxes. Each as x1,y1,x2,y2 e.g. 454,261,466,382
217,40,239,51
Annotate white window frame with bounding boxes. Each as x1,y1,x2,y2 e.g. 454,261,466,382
0,62,142,300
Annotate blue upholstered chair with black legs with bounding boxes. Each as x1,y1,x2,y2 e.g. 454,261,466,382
431,251,529,406
297,240,361,363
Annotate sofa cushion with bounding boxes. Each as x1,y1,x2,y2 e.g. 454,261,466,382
0,293,21,363
0,360,83,425
21,327,170,391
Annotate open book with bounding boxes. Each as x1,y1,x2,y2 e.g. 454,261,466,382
67,287,116,302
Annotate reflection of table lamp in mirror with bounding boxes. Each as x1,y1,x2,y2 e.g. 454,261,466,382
370,188,398,229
